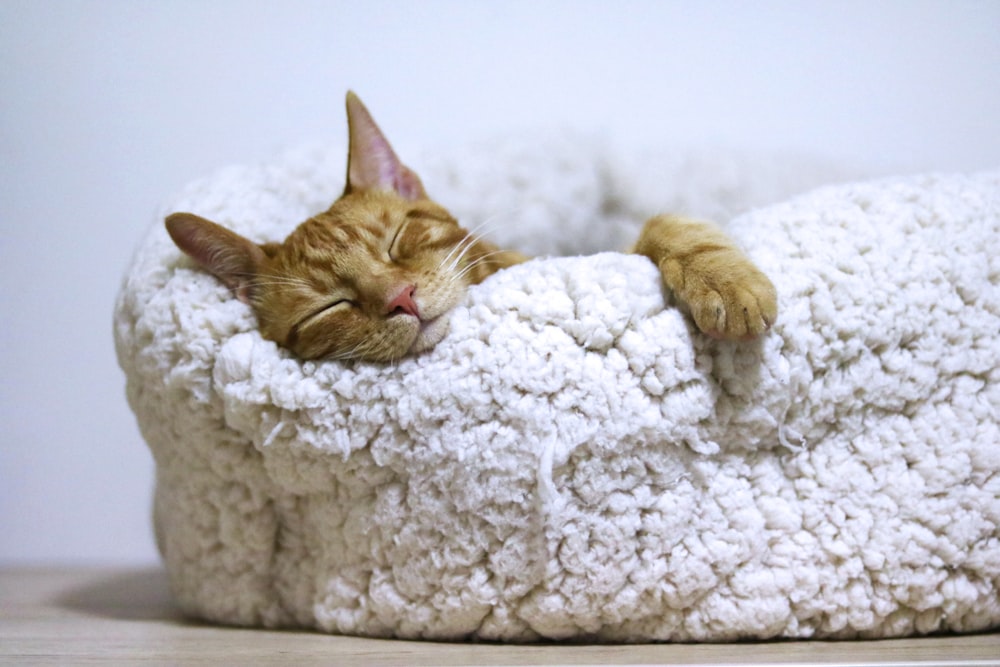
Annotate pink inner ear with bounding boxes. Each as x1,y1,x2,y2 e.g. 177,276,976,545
368,136,399,186
165,212,265,304
346,93,426,200
394,166,425,201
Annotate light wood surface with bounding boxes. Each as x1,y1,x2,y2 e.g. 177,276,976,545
1,567,997,666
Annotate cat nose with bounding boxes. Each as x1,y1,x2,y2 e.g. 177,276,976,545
387,284,420,318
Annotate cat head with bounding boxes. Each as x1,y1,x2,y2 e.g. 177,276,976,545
166,92,498,362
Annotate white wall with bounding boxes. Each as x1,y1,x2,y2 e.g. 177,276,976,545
1,0,998,565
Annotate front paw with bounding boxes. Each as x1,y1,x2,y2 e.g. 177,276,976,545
677,265,778,341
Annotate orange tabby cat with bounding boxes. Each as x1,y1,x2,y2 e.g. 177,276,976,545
166,92,776,362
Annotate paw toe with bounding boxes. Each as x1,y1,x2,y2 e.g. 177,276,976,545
691,290,727,337
692,280,777,341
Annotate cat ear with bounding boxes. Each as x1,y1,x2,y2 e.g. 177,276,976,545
344,91,427,201
165,212,267,304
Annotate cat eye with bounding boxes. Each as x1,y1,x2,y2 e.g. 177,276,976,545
387,222,408,262
298,299,355,327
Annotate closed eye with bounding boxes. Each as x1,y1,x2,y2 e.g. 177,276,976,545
297,299,354,328
388,221,408,261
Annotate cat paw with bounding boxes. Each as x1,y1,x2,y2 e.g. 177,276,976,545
684,271,777,341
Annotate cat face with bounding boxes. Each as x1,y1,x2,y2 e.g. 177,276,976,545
166,92,520,362
251,192,486,361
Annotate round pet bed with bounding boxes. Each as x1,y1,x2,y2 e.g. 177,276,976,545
114,136,1000,641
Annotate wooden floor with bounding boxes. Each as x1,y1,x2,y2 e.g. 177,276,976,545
1,567,997,666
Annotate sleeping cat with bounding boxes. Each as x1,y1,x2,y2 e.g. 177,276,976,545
166,92,777,362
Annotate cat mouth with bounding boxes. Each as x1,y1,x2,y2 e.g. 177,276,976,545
409,313,451,354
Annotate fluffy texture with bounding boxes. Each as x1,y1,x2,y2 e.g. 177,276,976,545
115,136,1000,641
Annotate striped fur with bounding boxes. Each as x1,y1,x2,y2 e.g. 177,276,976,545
165,93,776,362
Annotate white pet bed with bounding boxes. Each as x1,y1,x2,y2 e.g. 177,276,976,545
115,136,1000,641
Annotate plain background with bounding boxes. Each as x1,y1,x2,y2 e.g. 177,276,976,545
1,0,998,565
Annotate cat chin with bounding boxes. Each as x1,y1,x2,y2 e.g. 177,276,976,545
409,315,451,355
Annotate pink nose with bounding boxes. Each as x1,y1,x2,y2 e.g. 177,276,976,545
387,284,419,318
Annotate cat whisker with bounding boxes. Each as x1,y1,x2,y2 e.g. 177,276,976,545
446,226,503,275
445,237,478,274
452,207,528,269
462,213,508,241
438,213,512,273
451,250,510,284
472,206,525,234
439,232,481,274
326,340,367,362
